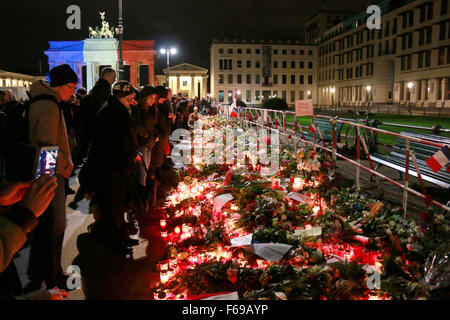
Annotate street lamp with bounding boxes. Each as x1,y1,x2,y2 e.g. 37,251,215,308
330,87,335,108
117,0,124,80
160,47,177,87
366,85,372,107
307,90,311,99
407,82,414,112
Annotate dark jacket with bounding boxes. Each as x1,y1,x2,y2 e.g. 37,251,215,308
150,104,171,167
82,78,111,141
175,101,190,130
131,104,158,149
86,96,138,193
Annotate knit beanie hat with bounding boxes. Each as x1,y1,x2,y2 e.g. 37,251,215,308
112,81,135,98
50,64,78,87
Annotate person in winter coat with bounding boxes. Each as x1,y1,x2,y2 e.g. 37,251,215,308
74,68,116,170
131,86,159,189
25,64,77,293
85,81,139,254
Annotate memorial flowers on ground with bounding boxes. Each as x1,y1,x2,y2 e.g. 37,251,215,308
152,116,449,300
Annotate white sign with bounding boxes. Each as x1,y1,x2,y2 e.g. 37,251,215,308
295,99,314,117
287,192,309,203
294,226,322,238
213,193,234,214
202,291,239,300
229,233,253,247
251,243,293,261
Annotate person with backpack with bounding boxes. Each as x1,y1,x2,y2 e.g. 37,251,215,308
24,64,77,293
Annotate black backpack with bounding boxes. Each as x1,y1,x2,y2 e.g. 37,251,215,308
0,94,59,156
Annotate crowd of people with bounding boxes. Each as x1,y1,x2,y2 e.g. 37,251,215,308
0,63,208,300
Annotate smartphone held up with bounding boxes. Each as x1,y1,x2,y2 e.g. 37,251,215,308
5,143,59,182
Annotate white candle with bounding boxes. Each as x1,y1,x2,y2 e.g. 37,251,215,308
160,272,169,284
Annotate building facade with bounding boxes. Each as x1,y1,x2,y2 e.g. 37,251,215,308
156,63,209,98
210,39,317,106
305,10,357,44
317,0,450,109
122,40,156,88
45,39,155,91
0,70,45,100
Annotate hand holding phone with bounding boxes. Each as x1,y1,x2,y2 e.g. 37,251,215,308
19,174,57,218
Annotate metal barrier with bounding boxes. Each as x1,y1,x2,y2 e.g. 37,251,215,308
233,108,450,215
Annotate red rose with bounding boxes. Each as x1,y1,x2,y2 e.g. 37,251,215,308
227,269,239,284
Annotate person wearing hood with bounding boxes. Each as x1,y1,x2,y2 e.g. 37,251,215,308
131,86,159,191
85,81,139,254
25,64,77,293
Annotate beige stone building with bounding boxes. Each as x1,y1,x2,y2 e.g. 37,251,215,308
316,0,450,109
0,69,45,100
156,63,208,98
210,39,317,106
305,10,357,44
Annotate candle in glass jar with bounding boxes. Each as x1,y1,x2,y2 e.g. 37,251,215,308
169,258,177,269
160,272,169,284
293,177,302,190
160,262,168,271
160,219,167,229
161,231,168,238
313,206,320,215
175,226,181,234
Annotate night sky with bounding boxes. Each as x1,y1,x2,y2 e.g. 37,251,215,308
0,0,371,75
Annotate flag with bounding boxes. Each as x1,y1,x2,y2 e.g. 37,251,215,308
309,125,316,133
230,101,239,118
426,145,450,173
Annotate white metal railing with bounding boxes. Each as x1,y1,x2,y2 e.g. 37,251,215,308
224,107,450,215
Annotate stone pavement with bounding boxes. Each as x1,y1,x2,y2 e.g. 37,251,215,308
13,169,164,300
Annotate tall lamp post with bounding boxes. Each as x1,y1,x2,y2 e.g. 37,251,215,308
407,82,414,114
366,85,372,111
160,47,177,87
117,0,124,80
330,87,335,110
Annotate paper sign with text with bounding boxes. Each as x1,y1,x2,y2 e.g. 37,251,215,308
295,99,314,117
